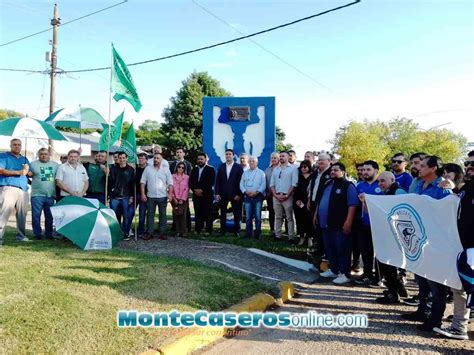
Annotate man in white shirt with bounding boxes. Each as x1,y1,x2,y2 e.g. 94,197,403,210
56,149,89,200
141,152,173,240
146,144,169,170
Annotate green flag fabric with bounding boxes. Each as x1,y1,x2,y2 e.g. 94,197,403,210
120,123,137,163
98,112,124,151
111,45,142,112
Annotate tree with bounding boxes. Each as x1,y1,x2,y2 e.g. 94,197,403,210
135,119,165,147
0,109,23,120
161,71,231,162
331,118,467,176
276,126,293,152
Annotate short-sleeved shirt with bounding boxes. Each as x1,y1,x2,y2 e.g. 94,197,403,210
357,180,384,225
270,164,298,194
318,181,359,229
85,163,106,194
31,160,59,197
395,171,413,192
140,165,173,198
56,162,89,196
414,177,452,200
0,152,31,191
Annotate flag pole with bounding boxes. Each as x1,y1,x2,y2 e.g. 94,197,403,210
104,43,114,206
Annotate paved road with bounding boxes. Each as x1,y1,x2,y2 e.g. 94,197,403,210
196,280,473,354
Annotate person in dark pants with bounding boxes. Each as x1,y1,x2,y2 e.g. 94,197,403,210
354,160,384,286
401,155,452,333
189,153,215,234
215,149,243,237
293,160,313,246
169,147,193,231
109,151,135,240
133,153,148,237
308,152,332,257
316,162,359,285
264,152,280,237
372,171,409,304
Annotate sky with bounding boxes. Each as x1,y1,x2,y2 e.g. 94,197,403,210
1,0,473,158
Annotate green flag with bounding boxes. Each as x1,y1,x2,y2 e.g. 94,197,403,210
98,112,124,151
120,123,137,163
111,44,142,112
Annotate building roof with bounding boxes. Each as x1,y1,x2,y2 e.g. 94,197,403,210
62,132,121,153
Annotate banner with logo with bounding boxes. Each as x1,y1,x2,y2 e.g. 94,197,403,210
365,194,463,289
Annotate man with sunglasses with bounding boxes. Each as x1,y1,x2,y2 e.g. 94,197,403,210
391,153,413,192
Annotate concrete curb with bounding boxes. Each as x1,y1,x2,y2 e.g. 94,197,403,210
148,281,295,355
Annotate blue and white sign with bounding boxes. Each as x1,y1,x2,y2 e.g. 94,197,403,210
387,203,427,262
366,194,463,289
202,97,275,169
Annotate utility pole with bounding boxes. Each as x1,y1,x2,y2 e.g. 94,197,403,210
48,4,60,154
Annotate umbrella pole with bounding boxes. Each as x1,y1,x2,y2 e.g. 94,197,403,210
104,43,113,207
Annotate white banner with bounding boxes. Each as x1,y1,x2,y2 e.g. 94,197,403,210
366,194,462,289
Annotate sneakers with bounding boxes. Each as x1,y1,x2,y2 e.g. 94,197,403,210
403,296,420,307
123,235,132,241
376,293,400,304
418,322,436,332
355,275,371,285
333,273,350,285
297,237,306,247
433,325,468,340
351,267,363,276
369,280,385,289
401,311,428,323
16,236,30,242
320,269,338,278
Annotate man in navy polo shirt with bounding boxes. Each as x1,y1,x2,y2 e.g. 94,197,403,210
402,155,452,333
391,153,413,192
0,138,32,245
354,160,385,286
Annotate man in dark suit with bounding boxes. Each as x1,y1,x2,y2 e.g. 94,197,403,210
189,153,215,234
169,147,192,175
215,149,244,237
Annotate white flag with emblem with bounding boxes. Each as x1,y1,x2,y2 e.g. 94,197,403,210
365,194,463,289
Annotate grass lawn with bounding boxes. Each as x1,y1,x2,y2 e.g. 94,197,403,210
0,228,268,353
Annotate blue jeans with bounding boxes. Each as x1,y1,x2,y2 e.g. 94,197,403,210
146,197,168,234
31,196,54,238
322,228,352,275
136,200,147,235
110,198,133,236
244,195,263,237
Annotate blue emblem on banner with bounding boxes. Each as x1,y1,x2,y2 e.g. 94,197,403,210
387,203,427,261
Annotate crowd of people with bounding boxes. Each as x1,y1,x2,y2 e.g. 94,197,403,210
0,138,473,340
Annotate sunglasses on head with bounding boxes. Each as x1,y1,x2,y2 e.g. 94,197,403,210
392,159,405,164
464,161,474,167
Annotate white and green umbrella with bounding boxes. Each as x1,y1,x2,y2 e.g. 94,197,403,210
51,196,122,250
0,117,68,141
45,106,109,129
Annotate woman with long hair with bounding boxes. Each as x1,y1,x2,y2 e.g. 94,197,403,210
171,162,189,237
294,159,313,246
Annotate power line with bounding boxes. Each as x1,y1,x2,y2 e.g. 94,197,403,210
0,0,128,48
191,0,332,91
0,0,360,74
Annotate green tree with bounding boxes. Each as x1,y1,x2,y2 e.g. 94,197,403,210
0,109,23,120
161,71,231,162
275,126,293,152
331,118,467,176
135,119,165,147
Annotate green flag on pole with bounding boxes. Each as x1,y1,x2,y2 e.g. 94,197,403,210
120,123,137,163
98,112,124,151
111,44,142,112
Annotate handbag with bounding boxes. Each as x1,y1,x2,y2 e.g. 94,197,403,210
173,202,186,217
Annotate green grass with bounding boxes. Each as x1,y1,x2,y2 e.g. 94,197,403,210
0,228,268,353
